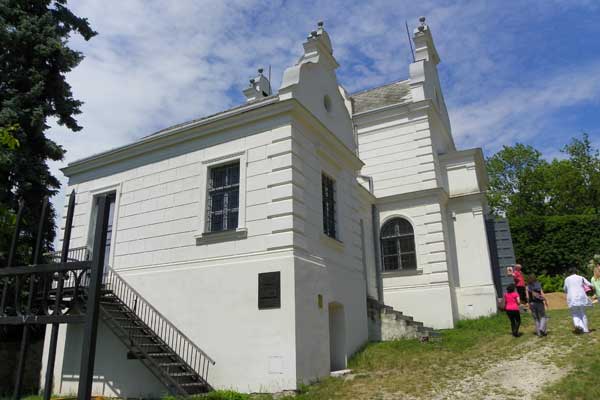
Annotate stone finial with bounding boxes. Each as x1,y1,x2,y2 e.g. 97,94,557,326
303,20,333,56
243,67,272,101
418,16,426,32
412,15,440,65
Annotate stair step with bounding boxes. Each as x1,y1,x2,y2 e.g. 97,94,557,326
123,325,145,330
169,372,197,377
137,343,163,347
131,334,154,338
180,382,206,387
148,352,175,357
100,300,121,308
159,362,185,367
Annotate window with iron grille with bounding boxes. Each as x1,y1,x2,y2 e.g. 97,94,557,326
206,161,240,232
380,218,417,271
322,173,337,239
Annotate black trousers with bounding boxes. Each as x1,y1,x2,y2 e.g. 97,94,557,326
506,310,521,336
517,286,527,303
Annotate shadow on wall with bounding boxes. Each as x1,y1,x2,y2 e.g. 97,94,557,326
0,327,45,397
58,320,166,397
328,302,347,372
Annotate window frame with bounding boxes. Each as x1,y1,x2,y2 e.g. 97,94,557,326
205,161,241,233
196,151,248,243
321,172,338,240
380,217,417,272
86,183,122,271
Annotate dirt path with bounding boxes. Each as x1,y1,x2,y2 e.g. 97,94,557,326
429,342,569,400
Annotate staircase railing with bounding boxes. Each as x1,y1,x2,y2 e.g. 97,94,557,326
103,267,215,383
46,246,90,264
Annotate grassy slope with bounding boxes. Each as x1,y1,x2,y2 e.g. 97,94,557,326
291,307,600,400
8,308,600,400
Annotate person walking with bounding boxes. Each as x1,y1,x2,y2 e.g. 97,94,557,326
512,264,528,311
526,274,548,336
564,267,593,334
591,265,600,304
504,284,522,337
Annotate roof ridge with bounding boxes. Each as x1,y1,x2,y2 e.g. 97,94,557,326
142,95,278,139
350,78,410,97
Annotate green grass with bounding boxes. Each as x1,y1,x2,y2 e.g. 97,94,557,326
288,307,600,400
12,308,600,400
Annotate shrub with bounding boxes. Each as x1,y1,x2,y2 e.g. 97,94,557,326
510,215,600,276
537,274,564,293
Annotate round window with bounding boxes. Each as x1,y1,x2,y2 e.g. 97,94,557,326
323,95,332,112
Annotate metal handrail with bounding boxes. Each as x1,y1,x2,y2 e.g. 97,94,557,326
45,246,90,263
43,247,215,384
103,267,215,377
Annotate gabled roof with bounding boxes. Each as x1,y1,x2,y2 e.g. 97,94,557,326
63,95,279,172
143,95,278,139
350,80,411,114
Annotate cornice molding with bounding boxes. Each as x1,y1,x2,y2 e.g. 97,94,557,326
62,97,363,177
376,187,449,205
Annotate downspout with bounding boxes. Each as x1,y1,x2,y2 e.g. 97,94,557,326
359,174,384,303
372,203,383,303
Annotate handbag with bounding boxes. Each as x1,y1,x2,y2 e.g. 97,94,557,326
498,297,506,311
583,278,595,296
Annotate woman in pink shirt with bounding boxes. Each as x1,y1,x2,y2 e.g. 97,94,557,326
504,284,522,337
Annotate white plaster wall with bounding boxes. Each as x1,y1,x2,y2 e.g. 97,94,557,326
358,196,378,300
289,120,368,379
356,112,438,199
43,321,167,397
448,196,497,320
293,255,367,383
378,195,455,329
445,162,480,197
46,108,369,395
46,118,308,395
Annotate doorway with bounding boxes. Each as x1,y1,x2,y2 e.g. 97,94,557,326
328,302,347,371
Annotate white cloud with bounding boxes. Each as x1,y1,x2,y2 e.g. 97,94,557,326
47,0,600,236
449,61,600,151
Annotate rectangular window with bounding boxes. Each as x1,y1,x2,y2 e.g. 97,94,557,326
88,192,117,273
207,161,240,232
322,173,337,239
258,272,281,309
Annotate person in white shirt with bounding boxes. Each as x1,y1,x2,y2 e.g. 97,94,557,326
563,267,593,334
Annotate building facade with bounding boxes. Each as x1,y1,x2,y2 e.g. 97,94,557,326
42,19,496,396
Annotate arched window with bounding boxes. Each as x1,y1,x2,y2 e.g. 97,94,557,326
380,218,417,271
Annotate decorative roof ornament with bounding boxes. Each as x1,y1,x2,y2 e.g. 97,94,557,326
243,67,272,102
412,15,440,65
418,16,426,32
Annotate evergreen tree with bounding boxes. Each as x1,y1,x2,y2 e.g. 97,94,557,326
0,0,96,261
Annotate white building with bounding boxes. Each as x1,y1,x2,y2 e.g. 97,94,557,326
42,18,497,397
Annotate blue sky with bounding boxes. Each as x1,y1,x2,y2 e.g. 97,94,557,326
48,0,600,215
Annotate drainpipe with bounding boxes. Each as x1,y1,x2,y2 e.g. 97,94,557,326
359,175,384,303
372,203,383,303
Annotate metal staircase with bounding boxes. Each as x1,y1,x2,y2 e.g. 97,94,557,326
99,267,215,396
